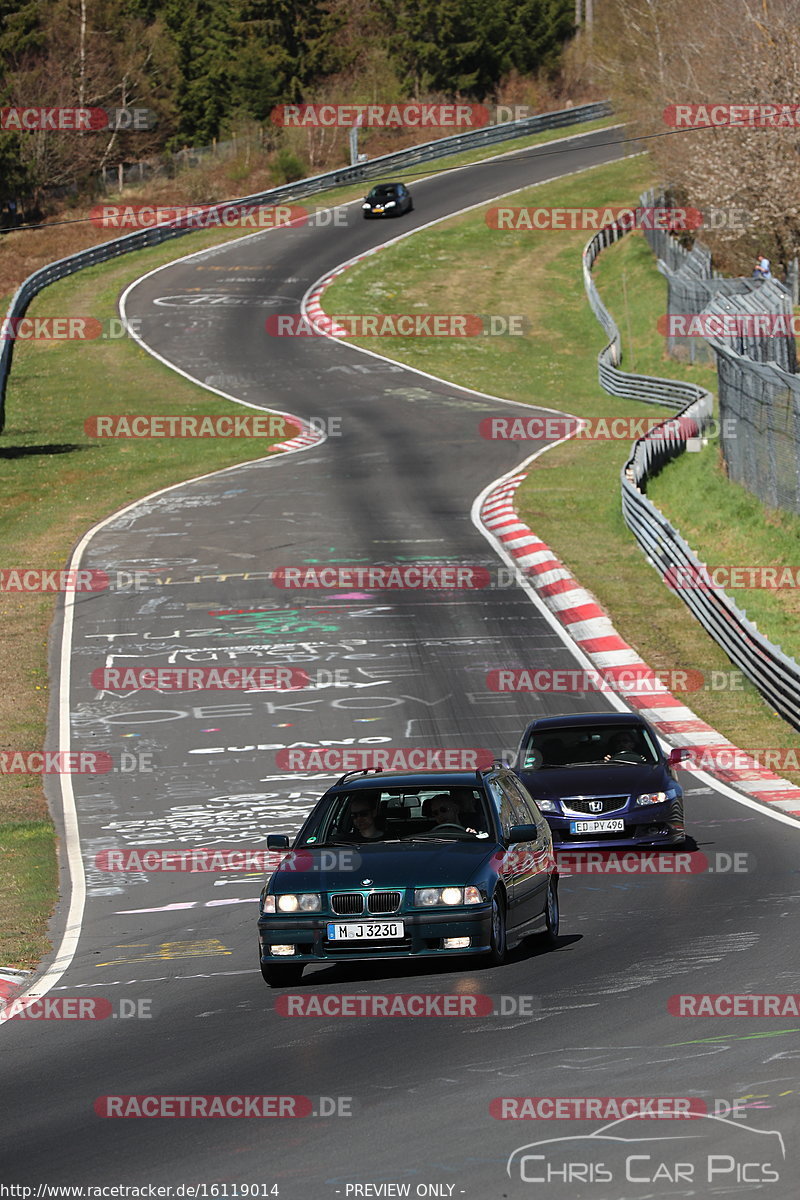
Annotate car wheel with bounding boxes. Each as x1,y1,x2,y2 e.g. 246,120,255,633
260,959,304,987
485,892,507,966
540,878,559,948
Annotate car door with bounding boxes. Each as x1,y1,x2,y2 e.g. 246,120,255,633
502,775,551,933
486,777,523,928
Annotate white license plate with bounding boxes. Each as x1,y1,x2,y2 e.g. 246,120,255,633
327,921,404,940
570,819,625,834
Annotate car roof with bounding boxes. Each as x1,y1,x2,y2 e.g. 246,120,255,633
520,711,650,735
328,769,504,790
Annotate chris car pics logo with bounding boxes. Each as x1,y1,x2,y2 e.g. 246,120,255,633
506,1113,785,1188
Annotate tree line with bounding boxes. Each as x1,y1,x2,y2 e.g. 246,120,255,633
0,0,574,205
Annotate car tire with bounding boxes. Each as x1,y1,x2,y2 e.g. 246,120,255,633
540,878,559,948
260,959,304,987
485,892,507,966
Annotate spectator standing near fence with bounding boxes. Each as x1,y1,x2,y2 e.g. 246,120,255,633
754,254,772,279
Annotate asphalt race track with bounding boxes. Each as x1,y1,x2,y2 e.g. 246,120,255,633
2,127,799,1199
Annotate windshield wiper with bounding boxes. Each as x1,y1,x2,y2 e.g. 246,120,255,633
561,759,612,766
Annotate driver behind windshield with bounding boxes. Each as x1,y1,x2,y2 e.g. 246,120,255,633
348,798,384,840
603,729,646,762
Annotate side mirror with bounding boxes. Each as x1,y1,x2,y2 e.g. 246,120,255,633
668,747,692,767
267,834,291,850
507,823,539,844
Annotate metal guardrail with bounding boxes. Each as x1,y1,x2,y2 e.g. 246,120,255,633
0,100,612,432
582,222,705,409
583,212,800,733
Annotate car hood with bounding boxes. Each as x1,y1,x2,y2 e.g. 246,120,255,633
269,839,499,892
517,762,670,801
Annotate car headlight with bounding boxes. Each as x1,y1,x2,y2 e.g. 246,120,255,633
534,798,557,812
635,791,668,806
264,893,322,913
384,201,396,208
362,202,370,209
414,886,482,907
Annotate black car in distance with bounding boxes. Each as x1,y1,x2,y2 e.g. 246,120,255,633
362,181,414,217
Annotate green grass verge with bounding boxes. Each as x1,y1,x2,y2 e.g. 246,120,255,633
646,439,800,667
0,824,56,966
323,153,800,768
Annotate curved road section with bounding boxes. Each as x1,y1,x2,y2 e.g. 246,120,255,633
2,128,799,1198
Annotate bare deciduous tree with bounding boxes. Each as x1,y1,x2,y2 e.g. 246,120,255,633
595,0,800,272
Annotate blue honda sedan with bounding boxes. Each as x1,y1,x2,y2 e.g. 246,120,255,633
511,712,689,850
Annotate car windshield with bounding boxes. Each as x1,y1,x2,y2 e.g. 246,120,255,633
521,726,659,768
367,186,398,201
297,785,494,844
